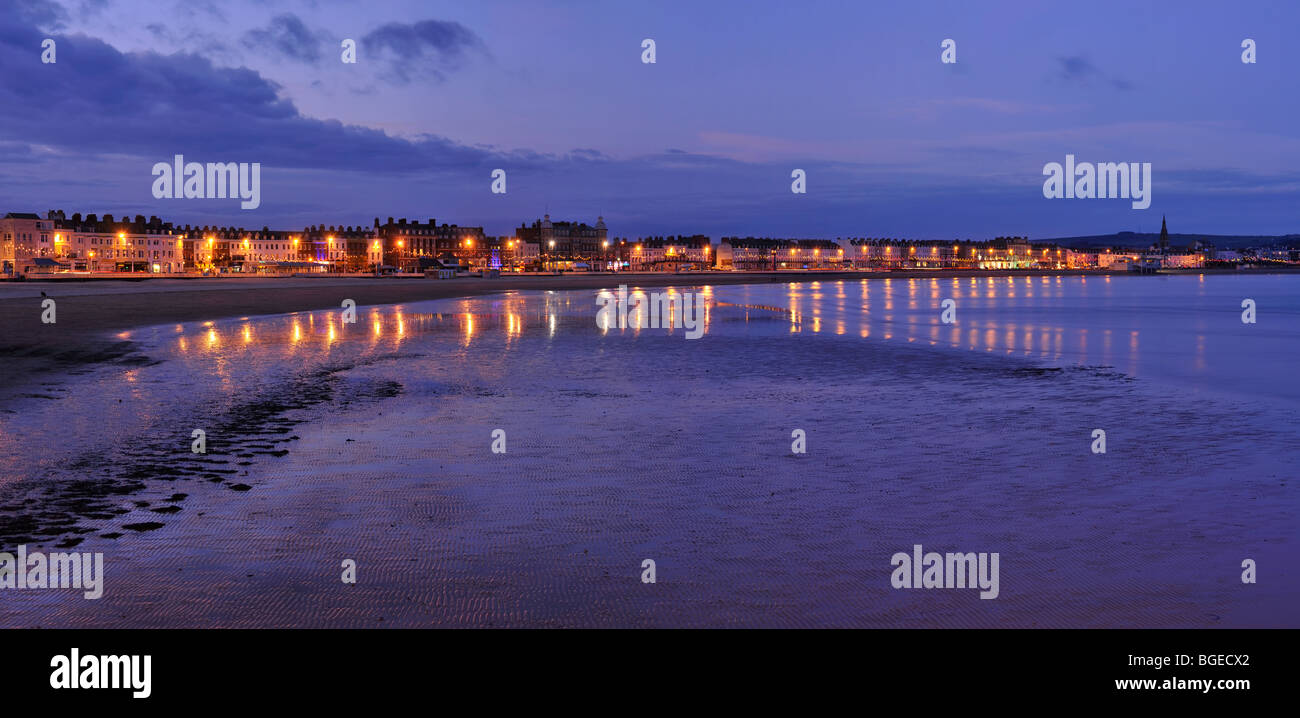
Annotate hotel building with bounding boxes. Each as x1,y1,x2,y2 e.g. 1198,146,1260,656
517,215,608,269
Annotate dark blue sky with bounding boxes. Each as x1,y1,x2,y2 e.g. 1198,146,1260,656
1,0,1296,239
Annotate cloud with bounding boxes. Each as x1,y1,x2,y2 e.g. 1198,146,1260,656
360,19,487,84
8,0,69,29
243,13,326,64
1054,55,1133,91
0,3,506,175
173,0,226,24
892,97,1079,123
75,0,110,18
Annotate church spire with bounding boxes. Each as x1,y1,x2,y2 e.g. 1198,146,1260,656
1159,215,1169,251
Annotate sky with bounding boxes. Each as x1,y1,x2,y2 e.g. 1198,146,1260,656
1,0,1298,239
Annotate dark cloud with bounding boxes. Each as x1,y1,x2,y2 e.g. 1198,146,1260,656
243,13,326,63
360,20,487,84
0,4,500,174
1055,55,1133,91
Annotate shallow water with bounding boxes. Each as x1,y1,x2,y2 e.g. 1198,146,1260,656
0,275,1295,627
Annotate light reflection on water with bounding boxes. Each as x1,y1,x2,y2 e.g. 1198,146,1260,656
715,273,1299,404
134,273,1295,405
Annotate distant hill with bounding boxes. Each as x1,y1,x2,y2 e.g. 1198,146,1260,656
1037,231,1300,250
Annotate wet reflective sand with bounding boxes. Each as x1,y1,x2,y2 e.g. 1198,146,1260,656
0,275,1295,627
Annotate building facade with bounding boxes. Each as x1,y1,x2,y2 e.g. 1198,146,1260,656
625,235,712,271
375,217,486,272
4,211,186,274
718,238,846,270
517,215,608,268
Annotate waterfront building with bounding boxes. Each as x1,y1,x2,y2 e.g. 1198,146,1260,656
503,236,539,269
625,235,712,271
14,211,186,274
517,215,608,269
719,238,844,270
846,239,986,269
1136,218,1205,270
0,212,55,275
375,217,485,273
1065,249,1123,268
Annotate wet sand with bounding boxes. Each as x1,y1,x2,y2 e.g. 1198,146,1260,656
0,285,1294,627
1,274,1295,628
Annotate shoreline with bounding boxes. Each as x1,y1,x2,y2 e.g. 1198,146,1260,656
2,266,1297,393
5,266,1298,333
